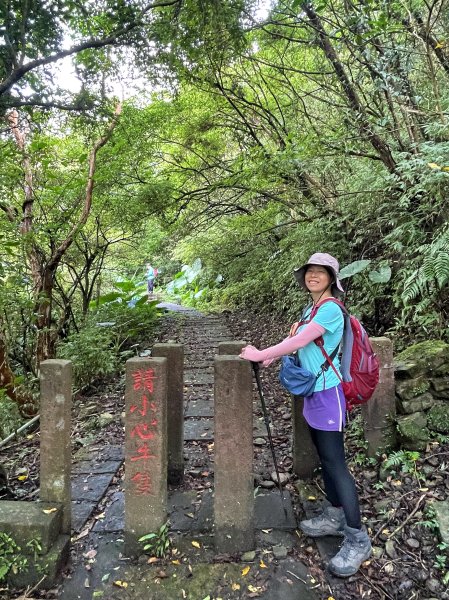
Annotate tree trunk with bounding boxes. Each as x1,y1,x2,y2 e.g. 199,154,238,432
0,324,16,402
7,104,122,368
301,2,397,173
35,266,57,365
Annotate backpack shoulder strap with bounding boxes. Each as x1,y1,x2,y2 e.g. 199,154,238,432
311,297,347,379
314,297,347,315
289,303,313,337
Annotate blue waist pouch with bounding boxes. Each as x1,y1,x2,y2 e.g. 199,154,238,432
279,355,317,396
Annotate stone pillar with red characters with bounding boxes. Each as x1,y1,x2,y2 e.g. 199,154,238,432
124,357,167,557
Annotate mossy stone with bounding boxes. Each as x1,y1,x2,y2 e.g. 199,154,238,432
431,378,449,399
396,412,429,451
8,534,70,589
394,341,449,380
397,393,434,415
396,378,430,401
432,500,449,545
427,403,449,434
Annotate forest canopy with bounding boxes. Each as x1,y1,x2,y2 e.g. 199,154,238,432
1,0,449,413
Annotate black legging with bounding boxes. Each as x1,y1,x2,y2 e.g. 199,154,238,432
309,426,361,529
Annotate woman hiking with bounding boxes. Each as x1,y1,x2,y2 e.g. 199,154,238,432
239,252,372,578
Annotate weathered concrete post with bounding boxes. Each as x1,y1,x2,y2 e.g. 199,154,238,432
292,395,320,479
39,359,72,534
152,343,184,485
214,355,254,553
124,357,167,556
362,337,395,457
217,341,246,355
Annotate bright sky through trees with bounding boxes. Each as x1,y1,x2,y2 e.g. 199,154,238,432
54,0,275,100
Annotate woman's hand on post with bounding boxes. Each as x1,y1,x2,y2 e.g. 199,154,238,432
239,345,264,362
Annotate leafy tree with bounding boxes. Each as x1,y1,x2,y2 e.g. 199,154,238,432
0,0,253,112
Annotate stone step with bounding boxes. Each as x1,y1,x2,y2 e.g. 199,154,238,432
0,500,63,554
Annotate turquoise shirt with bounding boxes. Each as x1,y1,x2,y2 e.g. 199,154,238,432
297,301,344,392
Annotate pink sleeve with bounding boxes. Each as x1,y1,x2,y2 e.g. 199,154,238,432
256,321,325,361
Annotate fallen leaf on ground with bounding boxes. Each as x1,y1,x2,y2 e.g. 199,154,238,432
147,557,159,564
242,566,250,576
156,569,168,578
248,585,263,593
113,580,128,588
259,560,267,568
191,540,201,548
75,528,90,540
43,508,57,514
231,583,241,591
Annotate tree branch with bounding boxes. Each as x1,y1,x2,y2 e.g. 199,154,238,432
0,0,181,98
47,103,122,272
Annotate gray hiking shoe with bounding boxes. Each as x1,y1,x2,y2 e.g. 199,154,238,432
328,525,372,577
299,506,346,538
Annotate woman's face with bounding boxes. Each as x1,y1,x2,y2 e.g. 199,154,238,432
305,265,332,294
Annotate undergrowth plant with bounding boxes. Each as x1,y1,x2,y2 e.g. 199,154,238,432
57,300,161,388
383,450,422,484
0,532,28,581
419,505,439,532
165,259,223,308
0,389,23,439
138,521,171,558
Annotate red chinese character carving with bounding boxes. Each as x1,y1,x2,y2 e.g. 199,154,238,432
132,368,156,393
131,423,155,440
130,395,149,416
130,443,156,462
131,472,152,495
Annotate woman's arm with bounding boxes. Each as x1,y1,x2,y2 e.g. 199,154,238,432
239,321,325,362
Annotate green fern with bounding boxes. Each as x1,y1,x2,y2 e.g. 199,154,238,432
403,226,449,304
383,450,420,473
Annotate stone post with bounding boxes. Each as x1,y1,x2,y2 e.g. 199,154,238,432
124,357,167,557
362,337,396,457
292,395,320,479
217,341,246,355
152,343,184,485
214,355,254,553
39,359,72,534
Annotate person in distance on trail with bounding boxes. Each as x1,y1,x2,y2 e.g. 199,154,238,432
146,263,158,299
239,252,372,578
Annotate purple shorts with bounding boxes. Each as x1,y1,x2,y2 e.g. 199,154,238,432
303,384,346,432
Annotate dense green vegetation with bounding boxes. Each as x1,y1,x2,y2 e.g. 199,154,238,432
1,0,449,415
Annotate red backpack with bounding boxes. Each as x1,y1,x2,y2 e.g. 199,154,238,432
296,298,380,410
